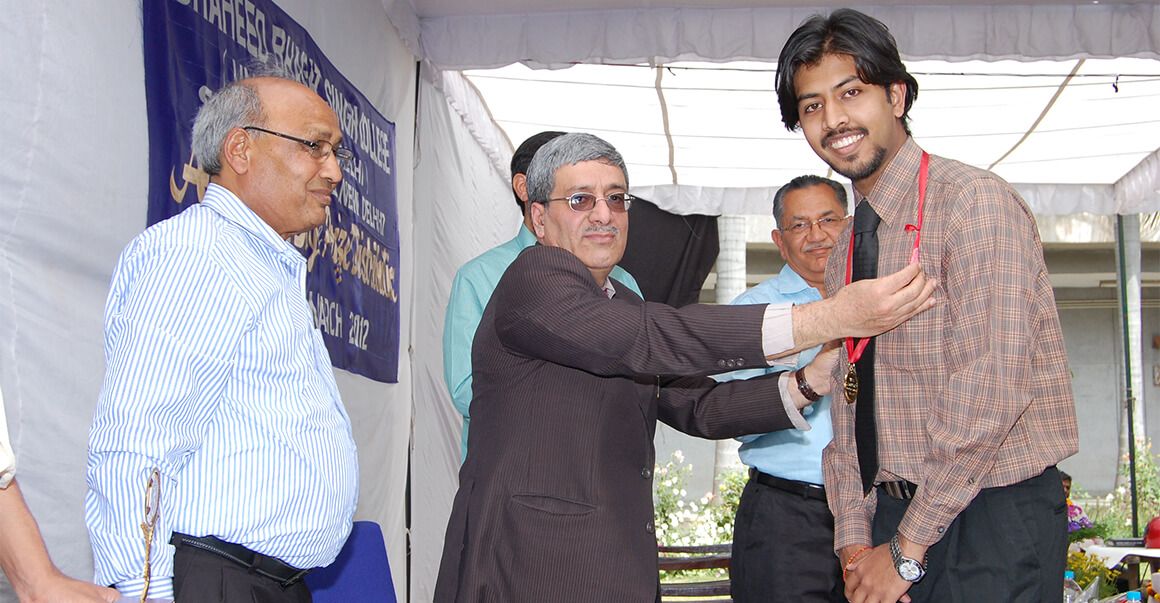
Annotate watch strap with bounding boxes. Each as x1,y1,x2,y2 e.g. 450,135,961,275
889,533,927,582
794,369,822,402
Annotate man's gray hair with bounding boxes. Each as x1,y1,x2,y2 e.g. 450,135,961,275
772,174,848,228
190,61,294,176
525,133,628,204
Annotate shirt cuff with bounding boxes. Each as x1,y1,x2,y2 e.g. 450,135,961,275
898,490,958,547
117,576,174,600
760,302,796,363
777,373,811,431
0,444,14,489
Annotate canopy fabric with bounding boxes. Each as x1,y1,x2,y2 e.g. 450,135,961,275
460,58,1160,215
388,0,1160,216
402,3,1160,69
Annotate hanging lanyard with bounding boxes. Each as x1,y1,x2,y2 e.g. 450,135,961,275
841,152,928,403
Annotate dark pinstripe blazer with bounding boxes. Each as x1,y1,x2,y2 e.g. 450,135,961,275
434,245,796,603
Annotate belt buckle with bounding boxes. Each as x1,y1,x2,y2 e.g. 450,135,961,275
883,481,912,500
279,568,311,588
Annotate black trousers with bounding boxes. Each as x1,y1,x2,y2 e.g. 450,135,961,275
872,466,1067,602
172,543,312,603
731,476,847,602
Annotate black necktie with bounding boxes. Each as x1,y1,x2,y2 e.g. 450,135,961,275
852,201,881,495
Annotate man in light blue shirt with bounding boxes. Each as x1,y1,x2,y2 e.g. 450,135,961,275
442,132,641,461
86,71,358,601
719,175,850,602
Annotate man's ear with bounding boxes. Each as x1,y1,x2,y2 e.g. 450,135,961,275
221,128,253,175
529,201,547,239
888,82,907,119
771,228,786,256
513,173,529,202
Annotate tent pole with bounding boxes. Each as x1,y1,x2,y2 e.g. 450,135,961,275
1116,213,1139,537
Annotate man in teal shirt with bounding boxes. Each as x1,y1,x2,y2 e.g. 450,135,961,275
442,131,642,461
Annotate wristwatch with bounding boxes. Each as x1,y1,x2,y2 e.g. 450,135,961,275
889,533,926,583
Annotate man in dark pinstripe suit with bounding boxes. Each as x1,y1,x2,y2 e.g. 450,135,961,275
434,133,935,602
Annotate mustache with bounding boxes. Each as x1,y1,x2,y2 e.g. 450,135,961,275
584,225,621,236
822,127,868,147
803,242,834,253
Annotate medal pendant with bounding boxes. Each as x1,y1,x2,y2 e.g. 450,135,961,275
844,364,859,404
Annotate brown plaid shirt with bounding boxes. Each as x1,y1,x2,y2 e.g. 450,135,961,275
822,138,1078,550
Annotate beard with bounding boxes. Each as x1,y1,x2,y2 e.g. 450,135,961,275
827,143,888,183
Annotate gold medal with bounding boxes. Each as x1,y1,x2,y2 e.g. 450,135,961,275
844,363,859,404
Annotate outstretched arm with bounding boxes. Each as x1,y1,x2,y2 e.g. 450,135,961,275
785,262,935,358
0,479,118,603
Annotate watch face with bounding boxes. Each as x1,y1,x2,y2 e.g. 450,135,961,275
898,559,924,582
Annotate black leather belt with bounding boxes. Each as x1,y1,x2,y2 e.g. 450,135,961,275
878,480,919,500
170,533,312,588
749,468,827,503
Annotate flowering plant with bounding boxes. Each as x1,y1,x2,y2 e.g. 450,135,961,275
652,451,746,581
1069,498,1095,532
1066,549,1120,599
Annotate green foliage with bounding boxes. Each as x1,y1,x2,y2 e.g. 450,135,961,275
1082,439,1160,539
1068,524,1112,544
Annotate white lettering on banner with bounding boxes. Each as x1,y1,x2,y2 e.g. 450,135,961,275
307,291,372,351
333,181,386,238
309,291,344,339
359,196,387,238
269,25,322,90
323,80,392,175
178,0,269,60
347,312,370,351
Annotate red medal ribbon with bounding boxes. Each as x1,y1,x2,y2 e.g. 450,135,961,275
844,152,929,366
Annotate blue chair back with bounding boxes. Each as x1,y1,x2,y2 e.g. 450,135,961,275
306,521,397,602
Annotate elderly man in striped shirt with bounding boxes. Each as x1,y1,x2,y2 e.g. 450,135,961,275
85,68,358,602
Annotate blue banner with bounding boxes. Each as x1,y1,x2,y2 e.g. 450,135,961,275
143,0,400,382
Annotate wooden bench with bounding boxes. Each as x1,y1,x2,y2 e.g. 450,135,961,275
659,543,732,602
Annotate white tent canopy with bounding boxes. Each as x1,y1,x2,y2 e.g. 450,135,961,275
460,58,1160,215
393,0,1160,216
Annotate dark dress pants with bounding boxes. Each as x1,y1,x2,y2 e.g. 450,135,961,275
871,466,1067,603
731,476,847,602
172,544,312,603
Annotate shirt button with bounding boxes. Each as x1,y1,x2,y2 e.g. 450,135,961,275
642,467,652,479
937,526,945,534
646,521,655,534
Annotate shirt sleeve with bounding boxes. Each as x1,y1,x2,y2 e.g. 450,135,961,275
898,178,1047,547
713,350,803,441
442,267,487,421
823,373,876,552
86,243,249,594
760,302,797,363
0,388,14,489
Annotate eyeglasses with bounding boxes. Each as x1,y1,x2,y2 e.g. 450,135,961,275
782,215,848,235
546,192,635,213
242,126,353,167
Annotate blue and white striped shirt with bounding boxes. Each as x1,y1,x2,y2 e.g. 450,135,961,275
85,184,359,598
